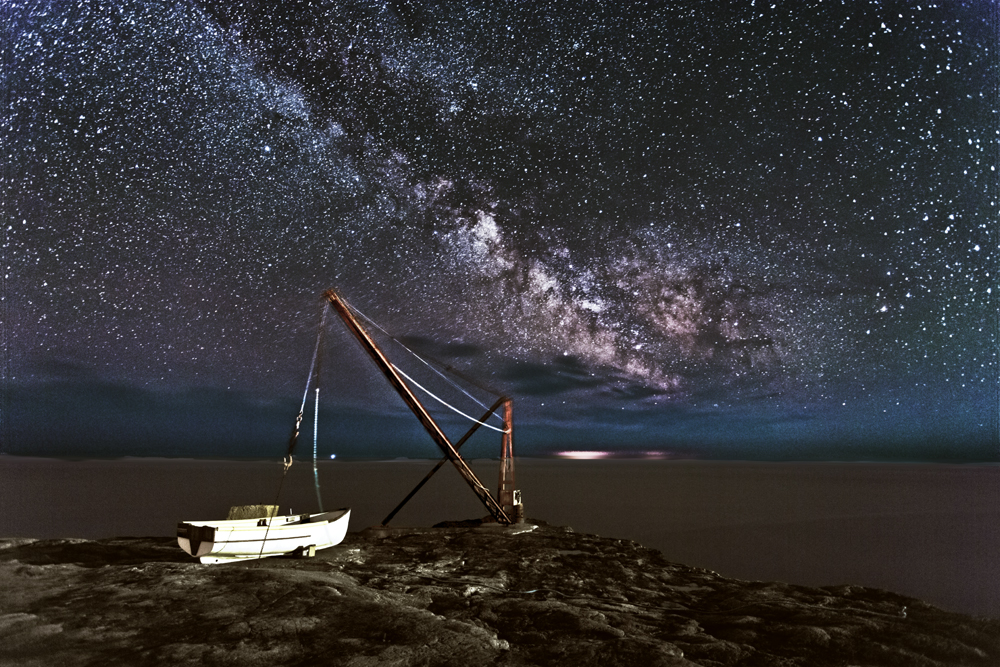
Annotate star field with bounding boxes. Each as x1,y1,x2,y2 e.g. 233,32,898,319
3,0,997,460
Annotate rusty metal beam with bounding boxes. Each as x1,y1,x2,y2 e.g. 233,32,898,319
323,289,511,525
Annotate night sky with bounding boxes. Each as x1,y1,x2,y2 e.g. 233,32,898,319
3,0,997,461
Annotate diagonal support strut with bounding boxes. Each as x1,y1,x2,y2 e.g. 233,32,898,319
380,397,507,526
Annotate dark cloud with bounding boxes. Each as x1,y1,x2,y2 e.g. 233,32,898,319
501,357,605,397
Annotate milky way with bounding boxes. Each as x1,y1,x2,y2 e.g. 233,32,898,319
3,0,997,460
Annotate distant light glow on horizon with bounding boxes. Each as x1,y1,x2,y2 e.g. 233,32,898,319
556,451,613,460
554,451,676,460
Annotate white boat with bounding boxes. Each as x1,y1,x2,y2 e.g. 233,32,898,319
178,508,351,564
177,291,352,565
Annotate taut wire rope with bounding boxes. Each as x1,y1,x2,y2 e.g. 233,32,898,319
342,297,507,428
390,363,509,434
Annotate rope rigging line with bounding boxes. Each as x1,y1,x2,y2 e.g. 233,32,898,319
299,309,329,415
342,297,506,424
285,307,329,466
390,363,509,434
259,308,329,565
310,310,327,512
254,465,289,566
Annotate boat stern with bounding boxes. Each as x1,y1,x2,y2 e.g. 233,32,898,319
177,522,216,558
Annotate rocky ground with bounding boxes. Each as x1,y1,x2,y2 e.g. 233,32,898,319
2,520,998,666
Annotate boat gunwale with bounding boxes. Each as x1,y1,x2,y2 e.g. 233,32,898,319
178,508,350,529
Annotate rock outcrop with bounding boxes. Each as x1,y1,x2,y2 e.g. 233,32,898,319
2,521,997,666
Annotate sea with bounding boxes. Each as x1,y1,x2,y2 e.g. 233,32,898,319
1,456,997,618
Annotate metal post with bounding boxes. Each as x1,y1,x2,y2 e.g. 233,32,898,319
312,387,323,511
498,398,516,519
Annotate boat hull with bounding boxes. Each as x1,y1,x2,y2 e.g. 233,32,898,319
177,508,350,564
